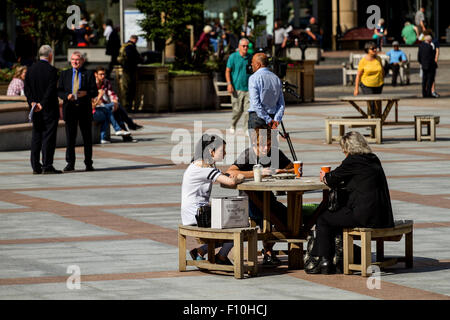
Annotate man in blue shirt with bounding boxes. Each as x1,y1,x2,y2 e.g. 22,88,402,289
385,41,407,86
248,52,285,130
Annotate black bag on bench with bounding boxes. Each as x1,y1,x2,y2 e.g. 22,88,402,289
196,205,211,228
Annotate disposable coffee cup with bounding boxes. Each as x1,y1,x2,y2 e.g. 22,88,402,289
253,164,263,183
321,166,331,173
293,161,303,178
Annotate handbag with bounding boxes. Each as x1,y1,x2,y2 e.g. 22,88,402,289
327,188,340,212
195,205,211,228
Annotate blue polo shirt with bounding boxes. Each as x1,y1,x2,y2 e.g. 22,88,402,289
386,49,407,64
226,51,251,91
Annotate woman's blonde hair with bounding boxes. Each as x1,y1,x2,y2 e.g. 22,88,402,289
203,25,212,34
13,66,27,79
340,131,372,155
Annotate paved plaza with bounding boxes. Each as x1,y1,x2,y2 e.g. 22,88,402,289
0,61,449,301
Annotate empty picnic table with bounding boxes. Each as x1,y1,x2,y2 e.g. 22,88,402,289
339,94,415,125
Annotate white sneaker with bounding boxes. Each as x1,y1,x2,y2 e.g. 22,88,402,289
229,127,235,134
115,130,131,136
101,139,111,144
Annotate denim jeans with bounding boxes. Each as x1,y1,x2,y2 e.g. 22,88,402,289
93,103,123,140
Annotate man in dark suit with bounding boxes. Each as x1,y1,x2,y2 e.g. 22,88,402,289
418,35,437,98
119,35,143,112
58,52,98,172
24,45,61,174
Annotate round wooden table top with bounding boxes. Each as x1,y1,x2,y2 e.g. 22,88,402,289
237,176,329,192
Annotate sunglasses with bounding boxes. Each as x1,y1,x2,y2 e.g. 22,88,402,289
241,45,249,47
369,47,377,51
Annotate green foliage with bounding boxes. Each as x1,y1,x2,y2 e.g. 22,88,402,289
0,68,15,83
135,0,203,44
228,0,266,43
9,0,75,49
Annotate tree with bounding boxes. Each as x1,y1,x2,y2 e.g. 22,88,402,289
135,0,203,65
9,0,76,63
230,0,266,43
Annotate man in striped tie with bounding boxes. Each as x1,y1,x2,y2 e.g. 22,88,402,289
58,52,98,172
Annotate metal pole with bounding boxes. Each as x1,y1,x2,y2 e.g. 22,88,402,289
435,0,440,41
120,0,124,44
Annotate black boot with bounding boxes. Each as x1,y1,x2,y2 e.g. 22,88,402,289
305,256,321,274
319,257,335,274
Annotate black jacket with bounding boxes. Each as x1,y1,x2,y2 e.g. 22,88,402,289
124,41,142,71
24,59,59,120
418,41,437,70
57,67,98,119
324,153,394,228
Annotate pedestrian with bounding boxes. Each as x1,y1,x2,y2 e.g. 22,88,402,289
226,38,252,134
226,124,294,265
24,45,61,174
181,134,244,264
58,52,98,172
93,66,142,143
305,17,323,48
193,25,212,65
372,18,387,51
354,41,384,96
354,42,384,115
273,20,288,57
424,29,440,98
305,131,394,275
401,21,418,45
385,41,407,86
415,6,426,38
7,66,27,96
118,35,143,112
247,52,285,130
418,35,437,98
103,19,121,79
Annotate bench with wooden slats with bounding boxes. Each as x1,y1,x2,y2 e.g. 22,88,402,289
343,220,413,277
178,225,258,279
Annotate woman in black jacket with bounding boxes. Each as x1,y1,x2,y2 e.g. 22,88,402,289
306,131,394,274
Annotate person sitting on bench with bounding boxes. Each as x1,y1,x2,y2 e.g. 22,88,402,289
181,134,244,265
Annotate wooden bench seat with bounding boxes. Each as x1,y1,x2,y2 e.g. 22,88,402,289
414,115,440,142
325,117,382,144
343,220,413,277
213,81,232,109
178,225,258,279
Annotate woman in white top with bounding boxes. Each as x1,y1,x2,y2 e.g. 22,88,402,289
181,134,244,265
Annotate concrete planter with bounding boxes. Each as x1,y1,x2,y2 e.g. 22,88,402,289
284,61,315,103
0,82,9,95
169,73,214,111
115,65,170,113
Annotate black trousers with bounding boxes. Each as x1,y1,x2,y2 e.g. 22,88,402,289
248,111,275,129
311,207,358,259
422,68,436,98
114,104,136,130
64,108,93,167
30,114,59,172
386,63,400,85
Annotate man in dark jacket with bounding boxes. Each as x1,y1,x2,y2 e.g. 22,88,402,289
24,45,61,174
58,52,98,172
418,35,437,98
119,35,143,112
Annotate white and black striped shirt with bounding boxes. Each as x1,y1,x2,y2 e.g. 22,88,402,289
181,163,222,225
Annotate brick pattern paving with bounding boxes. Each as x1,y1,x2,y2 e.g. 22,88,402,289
0,96,449,299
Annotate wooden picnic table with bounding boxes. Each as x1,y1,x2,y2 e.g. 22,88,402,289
339,94,415,125
235,176,329,269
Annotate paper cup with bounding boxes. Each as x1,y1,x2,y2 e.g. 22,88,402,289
321,166,331,173
293,161,303,178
